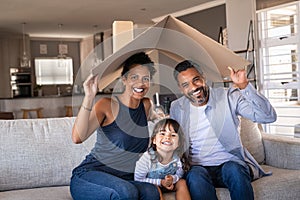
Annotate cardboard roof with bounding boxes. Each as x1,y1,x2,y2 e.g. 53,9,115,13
91,15,250,90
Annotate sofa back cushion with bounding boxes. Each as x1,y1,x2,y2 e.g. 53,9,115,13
0,117,95,191
240,117,265,164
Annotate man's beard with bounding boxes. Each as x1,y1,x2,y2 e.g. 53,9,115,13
187,86,209,105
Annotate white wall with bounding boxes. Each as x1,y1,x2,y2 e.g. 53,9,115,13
226,0,255,51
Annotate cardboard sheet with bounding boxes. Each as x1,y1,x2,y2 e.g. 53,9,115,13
91,15,250,90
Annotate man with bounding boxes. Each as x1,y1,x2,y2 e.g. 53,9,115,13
170,60,277,200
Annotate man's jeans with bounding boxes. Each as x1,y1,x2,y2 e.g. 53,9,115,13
186,161,254,200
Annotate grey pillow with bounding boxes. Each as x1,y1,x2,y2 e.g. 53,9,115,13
240,118,265,164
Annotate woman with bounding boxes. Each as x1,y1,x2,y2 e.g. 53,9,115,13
70,52,160,200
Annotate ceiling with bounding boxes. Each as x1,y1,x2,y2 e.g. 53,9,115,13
0,0,222,39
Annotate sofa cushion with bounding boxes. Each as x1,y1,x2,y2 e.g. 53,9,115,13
239,118,265,164
0,117,94,192
0,186,72,200
251,165,300,199
262,133,300,169
215,165,300,200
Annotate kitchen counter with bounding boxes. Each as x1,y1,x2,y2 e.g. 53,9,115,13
0,92,117,99
0,93,111,119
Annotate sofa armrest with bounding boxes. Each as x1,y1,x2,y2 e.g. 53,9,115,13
262,133,300,170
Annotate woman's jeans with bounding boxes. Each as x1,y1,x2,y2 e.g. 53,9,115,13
70,155,159,200
186,161,254,200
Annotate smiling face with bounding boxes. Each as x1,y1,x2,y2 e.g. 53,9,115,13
153,124,179,154
122,64,151,100
177,67,209,106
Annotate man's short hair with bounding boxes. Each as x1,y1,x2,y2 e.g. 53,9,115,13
173,60,204,82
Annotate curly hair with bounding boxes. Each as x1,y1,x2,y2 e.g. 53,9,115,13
121,52,156,79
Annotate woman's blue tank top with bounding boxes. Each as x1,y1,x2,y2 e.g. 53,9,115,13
89,97,149,177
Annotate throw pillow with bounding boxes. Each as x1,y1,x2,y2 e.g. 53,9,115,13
240,117,265,164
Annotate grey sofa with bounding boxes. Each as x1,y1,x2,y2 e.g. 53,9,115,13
0,117,299,200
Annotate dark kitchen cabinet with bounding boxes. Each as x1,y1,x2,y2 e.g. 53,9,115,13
0,32,31,98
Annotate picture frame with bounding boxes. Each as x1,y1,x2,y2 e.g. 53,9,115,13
58,44,68,55
39,44,47,54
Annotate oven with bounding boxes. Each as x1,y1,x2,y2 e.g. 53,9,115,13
10,68,32,97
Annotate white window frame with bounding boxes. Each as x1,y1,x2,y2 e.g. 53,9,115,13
256,1,300,137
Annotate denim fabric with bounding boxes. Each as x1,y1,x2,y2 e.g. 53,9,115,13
147,159,178,179
70,154,160,200
186,161,254,200
70,167,159,200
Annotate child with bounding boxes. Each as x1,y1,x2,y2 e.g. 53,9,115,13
135,118,191,200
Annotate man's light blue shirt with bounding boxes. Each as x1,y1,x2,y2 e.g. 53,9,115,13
170,83,277,180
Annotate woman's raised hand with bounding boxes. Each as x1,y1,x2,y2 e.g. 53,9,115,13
83,74,99,98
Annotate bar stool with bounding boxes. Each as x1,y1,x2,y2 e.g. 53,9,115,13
65,105,73,117
21,108,43,119
64,105,80,117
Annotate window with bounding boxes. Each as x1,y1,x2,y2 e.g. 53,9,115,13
34,57,73,85
257,2,300,137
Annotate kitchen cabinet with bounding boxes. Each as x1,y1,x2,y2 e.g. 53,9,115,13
0,32,31,98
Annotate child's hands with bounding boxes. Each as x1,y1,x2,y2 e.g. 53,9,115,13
161,175,174,190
